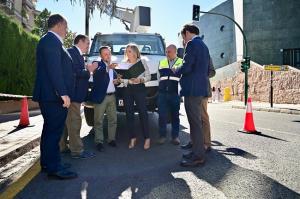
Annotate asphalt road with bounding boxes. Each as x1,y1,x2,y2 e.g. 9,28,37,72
15,103,300,199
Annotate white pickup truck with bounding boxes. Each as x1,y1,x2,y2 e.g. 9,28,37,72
84,32,166,126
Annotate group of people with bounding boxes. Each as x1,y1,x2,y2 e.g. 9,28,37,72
211,87,222,103
33,14,214,180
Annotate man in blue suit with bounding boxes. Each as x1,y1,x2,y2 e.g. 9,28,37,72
33,14,77,179
59,35,97,159
89,46,118,152
174,24,210,167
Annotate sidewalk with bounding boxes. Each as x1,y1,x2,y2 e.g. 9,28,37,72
0,110,91,194
228,100,300,115
0,111,43,193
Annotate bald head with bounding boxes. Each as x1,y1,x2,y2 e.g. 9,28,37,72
166,44,177,60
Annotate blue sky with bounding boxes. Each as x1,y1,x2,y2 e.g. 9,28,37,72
36,0,226,45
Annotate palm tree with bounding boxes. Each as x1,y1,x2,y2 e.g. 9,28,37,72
65,0,119,36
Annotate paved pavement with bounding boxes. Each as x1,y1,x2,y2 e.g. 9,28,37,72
1,102,300,199
229,100,300,115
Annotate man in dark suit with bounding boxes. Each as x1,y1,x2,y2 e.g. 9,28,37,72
174,24,210,167
89,46,118,152
59,35,97,159
181,57,216,152
32,14,77,179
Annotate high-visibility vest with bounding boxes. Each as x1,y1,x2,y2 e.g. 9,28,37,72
158,57,183,93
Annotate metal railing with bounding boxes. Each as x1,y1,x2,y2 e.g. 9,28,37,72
0,93,32,101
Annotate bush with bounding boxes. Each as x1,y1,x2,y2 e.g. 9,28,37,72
0,10,39,96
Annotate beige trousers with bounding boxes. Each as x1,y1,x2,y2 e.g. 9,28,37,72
59,102,83,155
93,95,117,144
201,98,211,147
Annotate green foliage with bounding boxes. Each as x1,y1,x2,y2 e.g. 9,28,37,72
64,30,76,48
32,8,75,48
66,0,118,15
0,10,39,95
31,8,51,37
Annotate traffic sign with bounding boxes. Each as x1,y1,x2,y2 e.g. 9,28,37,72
264,65,289,71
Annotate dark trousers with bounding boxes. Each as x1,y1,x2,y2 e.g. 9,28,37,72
124,84,149,139
39,102,68,173
184,96,205,159
158,92,180,139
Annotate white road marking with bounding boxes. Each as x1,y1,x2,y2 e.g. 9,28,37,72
211,119,300,137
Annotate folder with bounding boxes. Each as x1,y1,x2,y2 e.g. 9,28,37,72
115,61,145,79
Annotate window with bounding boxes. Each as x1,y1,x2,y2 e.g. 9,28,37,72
89,34,165,56
220,25,225,32
283,48,300,69
220,52,225,58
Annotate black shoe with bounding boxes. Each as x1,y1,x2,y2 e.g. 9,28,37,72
71,151,96,159
96,143,104,152
182,152,193,159
48,169,78,180
41,163,72,173
180,158,205,167
108,140,117,147
181,142,192,150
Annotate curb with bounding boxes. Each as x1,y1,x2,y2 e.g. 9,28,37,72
232,105,300,115
0,148,40,199
0,137,40,168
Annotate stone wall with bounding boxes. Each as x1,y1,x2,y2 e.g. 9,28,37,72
0,99,39,114
211,62,300,104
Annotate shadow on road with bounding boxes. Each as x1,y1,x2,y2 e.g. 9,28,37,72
15,113,300,199
254,133,288,142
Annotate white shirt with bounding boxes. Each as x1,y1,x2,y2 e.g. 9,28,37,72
104,62,115,93
191,35,199,40
48,31,63,44
75,46,83,55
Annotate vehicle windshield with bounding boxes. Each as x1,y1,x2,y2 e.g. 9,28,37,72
89,34,165,56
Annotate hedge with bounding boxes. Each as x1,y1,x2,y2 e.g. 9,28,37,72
0,10,39,96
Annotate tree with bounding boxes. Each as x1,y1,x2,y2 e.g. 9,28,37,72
67,0,118,16
64,30,76,48
31,8,51,37
63,0,119,35
31,8,76,47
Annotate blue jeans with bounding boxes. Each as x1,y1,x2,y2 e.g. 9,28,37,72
158,92,180,139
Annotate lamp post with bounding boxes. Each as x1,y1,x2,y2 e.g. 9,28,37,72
85,0,90,36
197,10,250,106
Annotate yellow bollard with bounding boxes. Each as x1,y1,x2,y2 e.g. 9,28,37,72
223,87,232,101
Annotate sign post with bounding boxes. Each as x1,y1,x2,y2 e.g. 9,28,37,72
264,65,289,108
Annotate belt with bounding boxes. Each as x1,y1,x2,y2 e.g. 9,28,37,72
106,92,115,95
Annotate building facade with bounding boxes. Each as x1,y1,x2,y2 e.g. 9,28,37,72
0,0,38,31
194,0,300,69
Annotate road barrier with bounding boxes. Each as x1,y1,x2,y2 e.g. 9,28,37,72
18,97,30,127
238,97,261,134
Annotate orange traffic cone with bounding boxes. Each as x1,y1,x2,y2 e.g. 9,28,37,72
18,97,30,128
238,97,261,134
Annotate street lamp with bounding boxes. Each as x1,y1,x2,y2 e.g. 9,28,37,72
85,0,90,36
194,6,250,106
